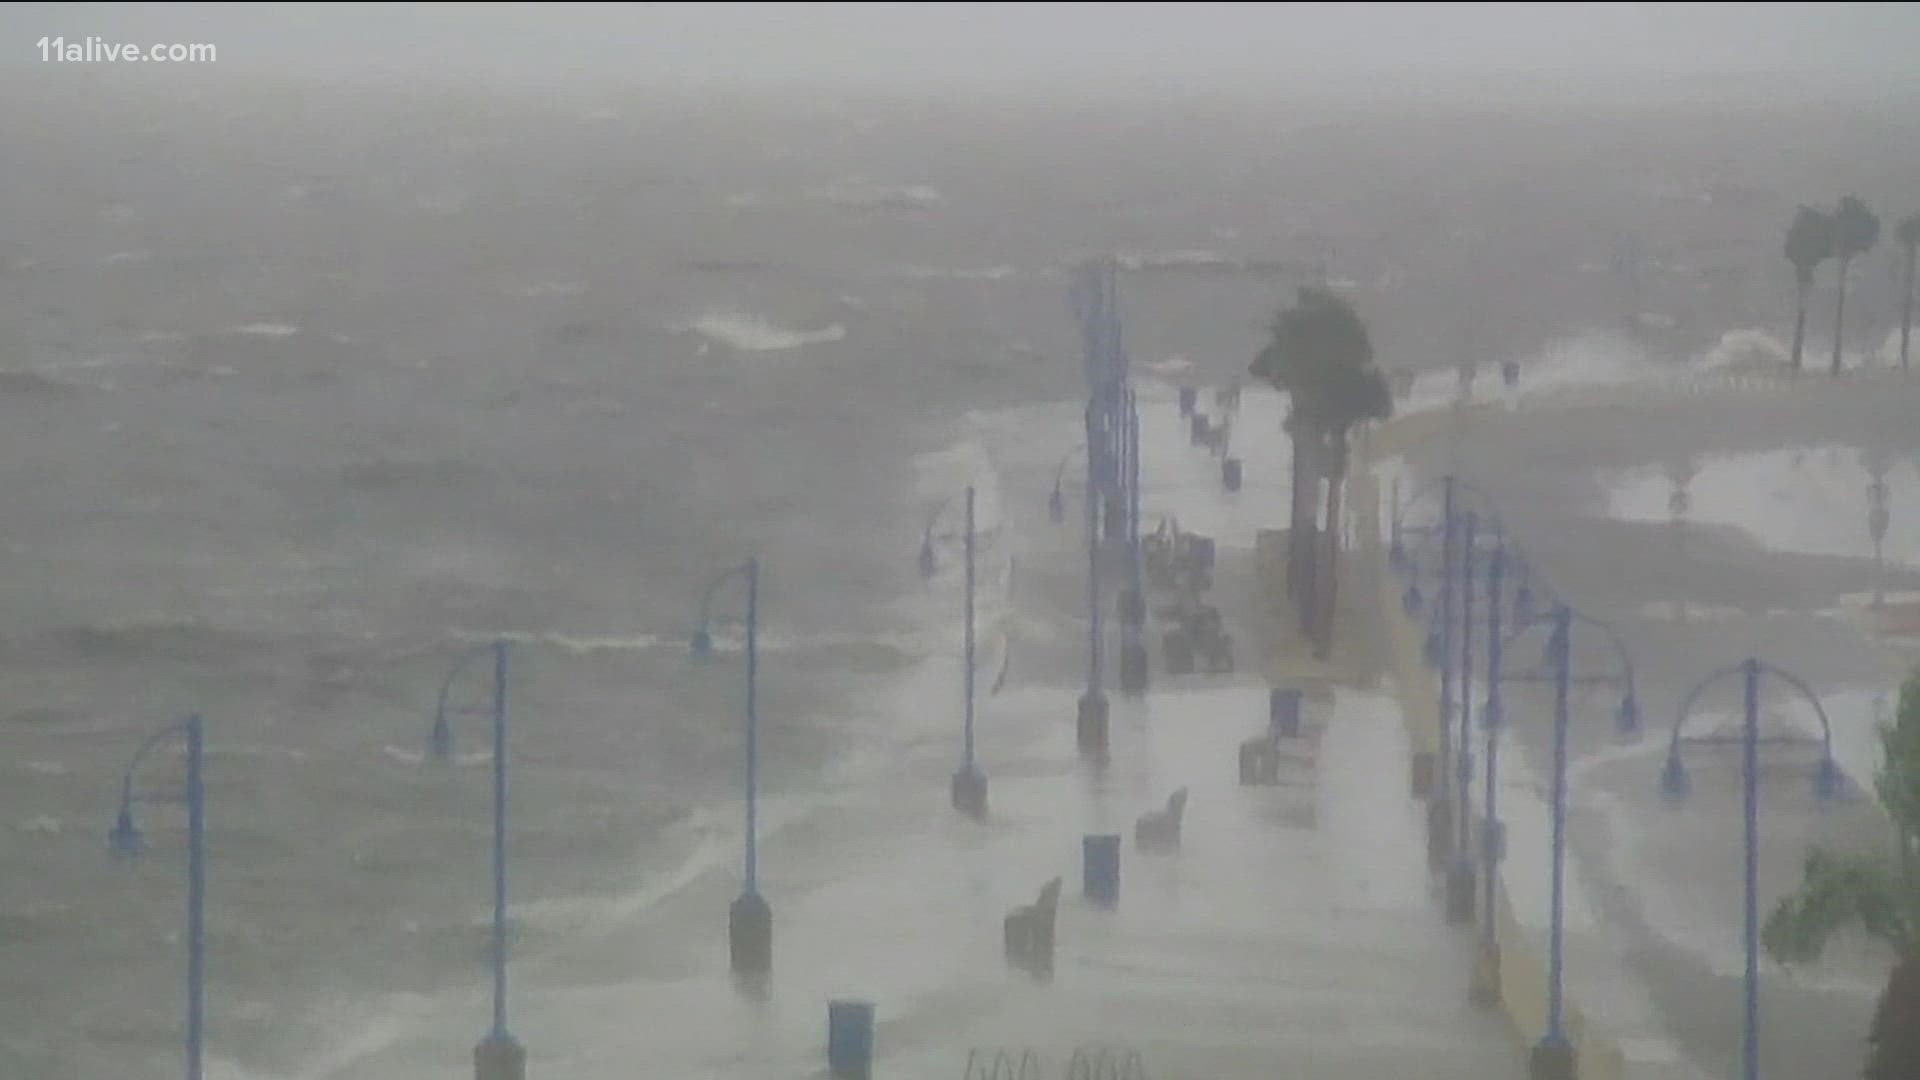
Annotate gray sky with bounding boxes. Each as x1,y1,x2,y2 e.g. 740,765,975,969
5,2,1919,98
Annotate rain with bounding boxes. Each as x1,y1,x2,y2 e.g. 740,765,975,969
2,4,1919,1079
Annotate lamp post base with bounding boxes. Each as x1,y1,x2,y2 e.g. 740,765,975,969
1528,1036,1577,1080
827,1000,876,1080
1410,750,1436,800
729,891,773,976
474,1032,526,1080
1444,858,1477,925
1076,692,1110,760
950,766,988,821
1427,794,1454,872
1468,940,1501,1008
1117,641,1149,696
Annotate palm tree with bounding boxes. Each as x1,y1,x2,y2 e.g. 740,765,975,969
1897,214,1920,373
1765,670,1920,1079
1831,196,1883,376
1250,287,1391,656
1785,207,1835,372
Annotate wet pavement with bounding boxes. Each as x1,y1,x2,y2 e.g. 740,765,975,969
282,378,1530,1079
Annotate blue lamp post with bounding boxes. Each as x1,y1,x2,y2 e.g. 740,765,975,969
1470,541,1507,1005
691,559,773,976
1446,510,1479,923
108,713,206,1080
1657,658,1842,1080
423,641,524,1080
1529,605,1576,1080
1429,477,1458,868
1077,397,1110,760
950,487,989,819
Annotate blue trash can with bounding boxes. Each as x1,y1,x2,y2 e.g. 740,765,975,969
1269,687,1302,738
1191,536,1215,570
1179,385,1198,416
828,1000,875,1079
1222,458,1242,492
1083,834,1121,907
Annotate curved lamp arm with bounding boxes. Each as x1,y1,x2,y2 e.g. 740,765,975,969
428,641,507,761
110,713,201,856
692,560,756,658
1663,659,1839,800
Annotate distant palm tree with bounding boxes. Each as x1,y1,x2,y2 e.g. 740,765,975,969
1831,196,1883,376
1897,214,1920,373
1766,670,1920,1080
1784,207,1835,372
1249,287,1391,657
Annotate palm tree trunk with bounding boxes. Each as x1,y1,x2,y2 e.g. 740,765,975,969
1287,428,1317,610
1833,256,1851,376
1791,278,1810,372
1901,246,1915,373
1314,466,1344,661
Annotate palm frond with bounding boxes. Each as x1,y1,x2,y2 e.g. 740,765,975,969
1764,847,1914,965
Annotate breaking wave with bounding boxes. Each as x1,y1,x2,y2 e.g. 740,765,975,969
227,323,301,339
1692,328,1788,372
676,311,847,352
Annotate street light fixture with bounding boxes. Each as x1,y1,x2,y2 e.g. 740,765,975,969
421,641,525,1080
108,713,206,1080
690,558,774,977
1656,658,1842,1080
1503,602,1642,740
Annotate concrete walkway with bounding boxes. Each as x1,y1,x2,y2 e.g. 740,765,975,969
295,380,1527,1079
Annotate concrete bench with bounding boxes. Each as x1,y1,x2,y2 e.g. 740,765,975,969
1004,877,1062,976
1134,787,1189,853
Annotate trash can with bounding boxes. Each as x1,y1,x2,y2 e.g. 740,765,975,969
1083,834,1121,907
1269,687,1302,738
1179,386,1198,416
828,1000,875,1080
1222,458,1242,492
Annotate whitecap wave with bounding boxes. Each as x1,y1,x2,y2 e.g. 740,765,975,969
1140,354,1194,376
677,311,846,352
229,323,300,339
381,745,493,768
